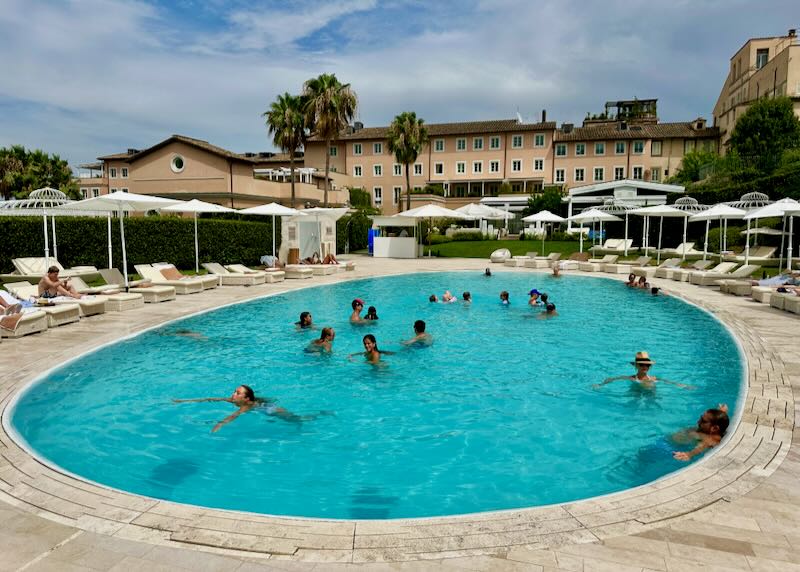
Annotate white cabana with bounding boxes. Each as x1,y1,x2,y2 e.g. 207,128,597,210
161,199,236,273
522,210,565,255
630,204,689,263
743,198,800,268
239,202,305,262
593,202,638,256
689,204,746,261
371,215,418,258
567,209,621,253
65,191,181,286
283,207,348,262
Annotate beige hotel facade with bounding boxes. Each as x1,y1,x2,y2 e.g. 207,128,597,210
77,29,800,215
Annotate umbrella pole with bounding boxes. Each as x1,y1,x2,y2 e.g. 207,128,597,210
120,207,128,288
43,213,50,268
641,215,646,255
579,223,583,253
703,219,710,261
779,216,786,270
51,216,58,262
744,219,751,265
272,216,277,259
788,215,795,272
107,213,113,268
194,212,199,274
753,219,759,247
657,216,663,264
624,213,629,257
682,216,688,262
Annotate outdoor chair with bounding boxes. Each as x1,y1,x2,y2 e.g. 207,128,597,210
202,263,265,286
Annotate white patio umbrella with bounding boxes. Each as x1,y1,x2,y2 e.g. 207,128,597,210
522,210,565,255
567,209,621,253
161,199,236,273
743,198,800,268
594,202,637,256
785,205,800,271
396,203,471,257
238,202,305,262
64,191,181,287
689,204,746,261
629,204,688,263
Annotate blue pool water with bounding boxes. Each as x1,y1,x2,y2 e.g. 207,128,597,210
9,272,743,519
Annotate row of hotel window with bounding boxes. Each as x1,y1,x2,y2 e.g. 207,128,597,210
333,139,664,156
351,162,662,181
108,168,128,178
80,188,128,198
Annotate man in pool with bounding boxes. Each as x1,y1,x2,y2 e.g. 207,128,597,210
350,298,367,323
173,385,314,432
306,327,335,353
296,311,314,329
594,352,693,390
402,320,433,347
672,404,729,461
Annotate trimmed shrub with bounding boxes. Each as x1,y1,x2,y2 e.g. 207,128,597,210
451,232,493,242
427,234,452,245
0,215,274,273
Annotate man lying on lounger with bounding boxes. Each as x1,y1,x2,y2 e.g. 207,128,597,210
38,266,83,299
0,296,23,331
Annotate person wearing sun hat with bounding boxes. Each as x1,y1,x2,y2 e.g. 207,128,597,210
594,351,693,390
528,288,544,307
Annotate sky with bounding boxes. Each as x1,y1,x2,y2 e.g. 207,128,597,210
0,0,798,168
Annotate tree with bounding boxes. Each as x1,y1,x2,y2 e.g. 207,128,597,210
263,92,306,208
667,149,721,185
386,111,429,211
0,145,77,199
522,186,564,218
728,96,800,173
303,74,357,207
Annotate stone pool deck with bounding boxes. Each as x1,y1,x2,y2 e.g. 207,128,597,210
1,256,798,571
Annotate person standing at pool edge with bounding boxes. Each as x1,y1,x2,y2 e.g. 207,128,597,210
594,352,693,390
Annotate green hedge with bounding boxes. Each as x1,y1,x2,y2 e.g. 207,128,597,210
0,216,275,273
336,211,371,253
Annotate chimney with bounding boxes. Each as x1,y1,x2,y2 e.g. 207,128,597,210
541,109,547,123
619,121,628,131
562,123,573,134
353,121,364,131
127,148,138,154
789,29,797,38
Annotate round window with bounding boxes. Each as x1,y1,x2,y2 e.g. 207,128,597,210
171,155,185,173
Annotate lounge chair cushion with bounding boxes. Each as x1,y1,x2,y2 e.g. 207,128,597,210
160,266,184,281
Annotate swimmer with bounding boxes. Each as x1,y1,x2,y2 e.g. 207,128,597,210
173,385,309,432
364,306,379,320
637,275,648,289
350,298,367,323
429,294,439,303
537,302,558,318
552,263,560,278
499,290,510,305
306,327,335,353
296,311,313,329
650,286,663,296
528,288,543,306
625,273,637,287
484,268,492,277
594,351,693,390
401,320,433,347
349,334,394,364
672,404,729,461
540,293,549,305
462,291,472,302
163,329,207,340
442,290,457,303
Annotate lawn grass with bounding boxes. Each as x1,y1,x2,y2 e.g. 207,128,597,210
423,240,584,258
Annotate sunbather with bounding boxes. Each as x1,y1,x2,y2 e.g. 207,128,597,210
322,253,339,264
672,404,729,461
38,266,82,299
173,384,314,432
594,352,693,390
1,296,23,316
0,312,22,332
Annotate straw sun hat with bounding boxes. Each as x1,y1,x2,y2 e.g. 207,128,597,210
631,351,655,366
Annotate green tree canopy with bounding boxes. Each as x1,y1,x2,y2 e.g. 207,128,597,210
263,92,306,208
302,73,357,206
522,186,565,217
728,96,800,172
386,111,429,210
0,145,77,200
667,149,721,185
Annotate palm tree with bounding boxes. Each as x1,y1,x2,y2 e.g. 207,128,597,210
0,153,23,200
263,92,306,208
386,111,429,211
303,74,357,206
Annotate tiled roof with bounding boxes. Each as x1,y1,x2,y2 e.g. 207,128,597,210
98,135,275,164
97,152,133,161
309,119,557,142
555,122,720,142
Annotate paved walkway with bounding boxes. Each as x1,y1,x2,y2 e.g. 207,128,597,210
1,256,798,571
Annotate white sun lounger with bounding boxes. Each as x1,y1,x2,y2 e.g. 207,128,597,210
225,264,286,283
284,265,314,279
651,258,684,279
670,260,715,281
134,264,204,294
691,264,758,286
524,252,561,269
684,262,738,285
579,254,618,272
202,263,265,286
604,256,651,274
0,306,48,338
152,263,218,290
97,269,176,303
5,280,109,318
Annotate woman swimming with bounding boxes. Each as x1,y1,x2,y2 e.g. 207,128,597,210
349,334,394,364
364,306,379,320
296,311,314,329
173,385,306,432
306,327,335,353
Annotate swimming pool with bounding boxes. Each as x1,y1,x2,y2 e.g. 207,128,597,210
8,272,743,519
